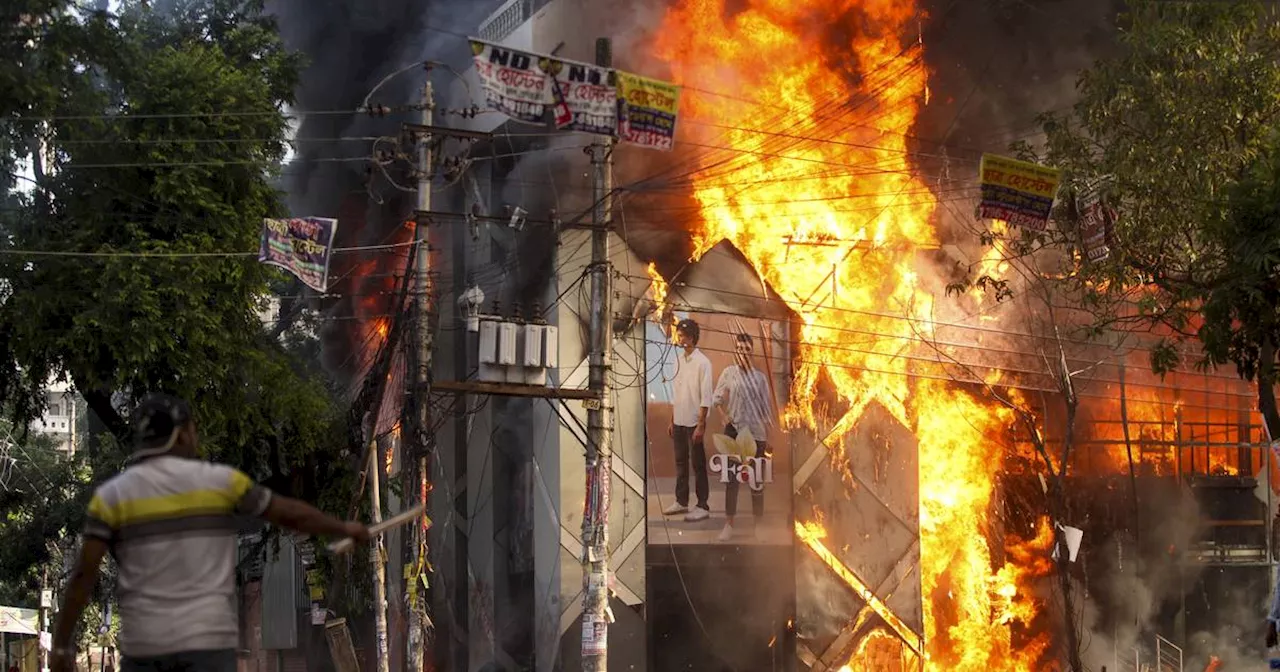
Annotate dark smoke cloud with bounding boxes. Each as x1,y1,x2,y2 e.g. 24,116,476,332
269,0,502,221
266,0,503,382
914,0,1124,251
914,0,1123,156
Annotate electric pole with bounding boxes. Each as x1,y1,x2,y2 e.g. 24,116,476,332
580,37,615,672
407,77,434,672
368,437,389,672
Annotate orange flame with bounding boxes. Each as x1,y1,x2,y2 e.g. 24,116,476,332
654,0,1054,669
645,262,677,339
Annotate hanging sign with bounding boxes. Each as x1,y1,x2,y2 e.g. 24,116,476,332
1076,180,1115,263
978,154,1061,231
0,606,39,635
470,38,552,123
616,71,681,151
258,217,337,293
543,57,619,137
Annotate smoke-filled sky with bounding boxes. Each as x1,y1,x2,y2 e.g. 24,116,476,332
262,0,1130,378
265,0,1127,270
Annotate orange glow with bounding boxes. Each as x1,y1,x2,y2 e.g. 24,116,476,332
646,262,677,339
653,0,1054,669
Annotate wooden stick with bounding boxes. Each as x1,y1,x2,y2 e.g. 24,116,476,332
327,503,427,555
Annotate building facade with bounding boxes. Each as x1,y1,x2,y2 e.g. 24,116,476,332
30,380,79,457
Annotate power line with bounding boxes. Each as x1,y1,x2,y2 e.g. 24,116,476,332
0,240,417,258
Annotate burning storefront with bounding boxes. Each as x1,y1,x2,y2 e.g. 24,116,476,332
264,0,1280,668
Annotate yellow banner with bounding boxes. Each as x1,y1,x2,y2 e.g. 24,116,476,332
979,154,1061,199
617,71,681,151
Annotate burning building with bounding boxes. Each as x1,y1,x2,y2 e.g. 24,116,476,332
265,0,1279,669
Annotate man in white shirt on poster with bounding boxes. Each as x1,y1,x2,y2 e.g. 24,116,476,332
665,318,714,522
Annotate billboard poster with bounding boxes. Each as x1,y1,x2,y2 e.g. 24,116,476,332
542,57,619,137
978,153,1061,231
470,38,552,123
617,71,681,152
645,313,792,547
1076,180,1114,263
258,217,337,293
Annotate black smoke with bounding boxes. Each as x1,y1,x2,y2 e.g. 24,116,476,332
266,0,504,383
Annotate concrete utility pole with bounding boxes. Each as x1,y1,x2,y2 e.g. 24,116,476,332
580,37,616,672
407,77,434,672
39,569,49,672
368,438,390,672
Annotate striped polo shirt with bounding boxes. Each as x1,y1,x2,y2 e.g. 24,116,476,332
83,456,273,657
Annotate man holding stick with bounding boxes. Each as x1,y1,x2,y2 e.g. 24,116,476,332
52,394,372,672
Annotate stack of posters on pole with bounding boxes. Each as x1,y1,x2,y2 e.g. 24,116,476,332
1076,180,1115,263
258,217,337,293
978,153,1061,231
469,37,681,151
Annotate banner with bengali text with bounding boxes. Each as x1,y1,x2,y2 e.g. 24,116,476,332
617,71,681,152
258,217,337,293
470,39,552,123
1076,180,1115,263
978,154,1061,231
543,56,619,137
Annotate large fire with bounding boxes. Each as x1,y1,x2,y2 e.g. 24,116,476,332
653,0,1055,669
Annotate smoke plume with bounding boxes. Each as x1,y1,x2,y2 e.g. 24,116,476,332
266,0,504,384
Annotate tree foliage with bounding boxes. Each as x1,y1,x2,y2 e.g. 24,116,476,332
0,0,360,586
0,421,87,606
965,1,1280,432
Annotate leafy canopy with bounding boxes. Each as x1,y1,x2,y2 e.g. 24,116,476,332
1,0,349,489
981,1,1280,423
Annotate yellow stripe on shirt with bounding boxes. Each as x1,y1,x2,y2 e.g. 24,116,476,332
227,469,254,501
93,488,238,528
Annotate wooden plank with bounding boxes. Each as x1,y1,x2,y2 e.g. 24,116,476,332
323,618,360,672
432,380,598,400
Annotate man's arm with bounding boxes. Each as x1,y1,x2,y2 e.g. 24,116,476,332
52,537,108,657
261,495,369,541
228,468,368,541
699,357,714,417
693,359,712,440
712,368,731,411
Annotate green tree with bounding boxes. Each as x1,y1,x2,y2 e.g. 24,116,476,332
0,0,358,571
0,420,87,605
971,1,1280,437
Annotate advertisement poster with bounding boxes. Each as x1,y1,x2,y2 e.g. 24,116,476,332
1076,181,1114,262
581,613,607,657
617,71,681,152
543,57,618,136
258,217,337,293
0,606,38,635
470,38,551,123
645,313,792,546
978,153,1062,231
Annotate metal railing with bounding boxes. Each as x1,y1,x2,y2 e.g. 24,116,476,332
477,0,530,43
1155,635,1183,672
